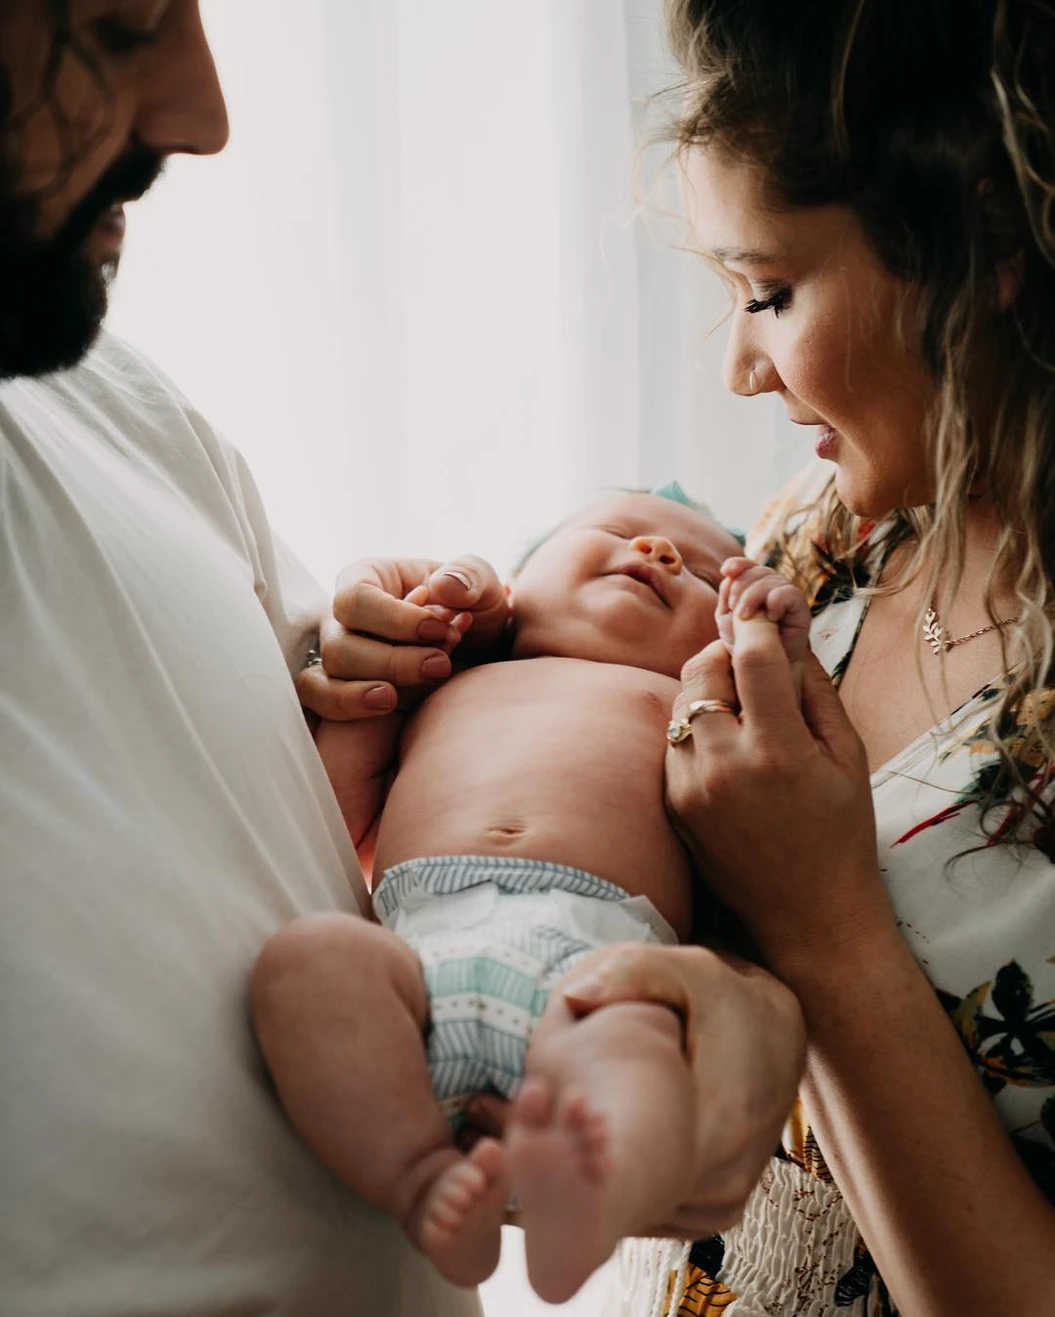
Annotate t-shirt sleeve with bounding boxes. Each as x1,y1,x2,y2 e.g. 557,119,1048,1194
208,437,327,678
96,335,327,678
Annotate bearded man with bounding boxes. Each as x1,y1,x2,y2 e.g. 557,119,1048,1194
0,5,480,1312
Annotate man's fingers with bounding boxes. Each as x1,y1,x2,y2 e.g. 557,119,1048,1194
425,555,510,651
295,667,398,720
560,944,727,1065
320,625,451,688
332,579,460,646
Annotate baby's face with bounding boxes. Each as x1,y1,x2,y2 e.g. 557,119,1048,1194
510,493,742,678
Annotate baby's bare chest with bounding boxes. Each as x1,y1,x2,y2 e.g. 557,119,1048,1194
403,657,679,769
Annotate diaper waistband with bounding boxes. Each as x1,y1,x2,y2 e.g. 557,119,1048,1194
373,854,631,922
373,854,678,947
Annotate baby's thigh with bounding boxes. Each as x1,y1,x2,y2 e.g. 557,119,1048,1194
251,912,429,1044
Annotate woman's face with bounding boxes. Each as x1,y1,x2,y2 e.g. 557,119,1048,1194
684,148,936,518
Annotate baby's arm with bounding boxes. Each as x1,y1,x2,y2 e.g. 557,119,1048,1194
716,557,811,665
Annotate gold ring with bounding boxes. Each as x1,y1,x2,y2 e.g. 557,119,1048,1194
666,698,738,744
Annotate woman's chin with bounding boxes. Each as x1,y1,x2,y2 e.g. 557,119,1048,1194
832,469,898,521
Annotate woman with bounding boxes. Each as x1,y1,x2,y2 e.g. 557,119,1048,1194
304,0,1055,1311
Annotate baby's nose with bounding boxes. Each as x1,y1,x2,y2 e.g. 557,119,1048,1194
630,535,683,573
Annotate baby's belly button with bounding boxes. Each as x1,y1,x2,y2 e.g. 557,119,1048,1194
484,824,528,843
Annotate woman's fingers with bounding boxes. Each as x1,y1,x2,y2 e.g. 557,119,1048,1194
672,639,740,720
800,648,863,758
728,612,805,740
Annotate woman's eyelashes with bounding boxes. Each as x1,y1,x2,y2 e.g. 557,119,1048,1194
744,285,792,317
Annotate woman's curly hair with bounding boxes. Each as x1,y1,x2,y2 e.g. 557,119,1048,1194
665,0,1055,852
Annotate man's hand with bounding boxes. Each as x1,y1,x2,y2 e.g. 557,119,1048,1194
464,943,805,1237
298,555,509,721
558,943,805,1236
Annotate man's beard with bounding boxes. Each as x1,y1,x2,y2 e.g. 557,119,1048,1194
0,144,163,381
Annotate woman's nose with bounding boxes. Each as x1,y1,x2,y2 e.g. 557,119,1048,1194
630,535,683,573
722,318,780,397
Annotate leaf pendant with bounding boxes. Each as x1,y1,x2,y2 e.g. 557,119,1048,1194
923,605,949,655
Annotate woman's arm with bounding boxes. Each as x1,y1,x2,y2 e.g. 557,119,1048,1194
665,615,1055,1316
782,926,1055,1317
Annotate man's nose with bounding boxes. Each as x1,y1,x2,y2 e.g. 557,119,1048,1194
630,535,683,573
134,4,230,159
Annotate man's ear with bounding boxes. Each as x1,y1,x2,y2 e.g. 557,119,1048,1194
995,251,1024,312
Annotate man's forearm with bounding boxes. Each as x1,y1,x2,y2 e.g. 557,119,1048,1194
315,717,402,855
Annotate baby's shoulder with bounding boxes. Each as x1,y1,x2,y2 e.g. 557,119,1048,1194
504,656,680,710
437,655,678,702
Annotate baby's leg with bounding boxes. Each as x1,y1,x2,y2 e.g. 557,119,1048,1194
507,985,692,1304
251,913,507,1286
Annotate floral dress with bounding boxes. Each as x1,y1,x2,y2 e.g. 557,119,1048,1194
609,465,1055,1317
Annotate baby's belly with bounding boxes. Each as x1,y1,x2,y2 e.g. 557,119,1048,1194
373,666,695,939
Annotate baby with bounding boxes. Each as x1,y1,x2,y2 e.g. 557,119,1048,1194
251,491,808,1303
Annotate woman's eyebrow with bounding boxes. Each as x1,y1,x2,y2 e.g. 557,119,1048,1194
711,246,780,266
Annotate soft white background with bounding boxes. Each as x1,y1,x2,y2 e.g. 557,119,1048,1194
108,2,812,1311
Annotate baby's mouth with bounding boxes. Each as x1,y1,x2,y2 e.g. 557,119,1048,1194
609,563,670,607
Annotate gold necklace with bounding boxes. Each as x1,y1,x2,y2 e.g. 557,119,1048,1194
922,598,1019,655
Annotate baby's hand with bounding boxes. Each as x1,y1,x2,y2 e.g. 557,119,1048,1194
716,558,810,664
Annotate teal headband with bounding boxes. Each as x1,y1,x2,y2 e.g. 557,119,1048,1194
512,479,745,574
650,480,746,548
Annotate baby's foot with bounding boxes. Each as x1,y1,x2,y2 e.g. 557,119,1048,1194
508,1076,613,1304
413,1138,508,1288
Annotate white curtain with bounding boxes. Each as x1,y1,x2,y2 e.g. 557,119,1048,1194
109,0,812,589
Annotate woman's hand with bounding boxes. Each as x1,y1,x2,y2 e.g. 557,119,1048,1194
665,613,894,978
297,555,509,721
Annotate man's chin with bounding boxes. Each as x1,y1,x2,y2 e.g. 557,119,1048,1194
0,255,110,381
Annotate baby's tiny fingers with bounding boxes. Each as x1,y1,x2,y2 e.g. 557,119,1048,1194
734,575,784,620
719,555,758,581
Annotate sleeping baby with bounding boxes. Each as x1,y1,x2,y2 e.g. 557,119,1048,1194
251,489,809,1303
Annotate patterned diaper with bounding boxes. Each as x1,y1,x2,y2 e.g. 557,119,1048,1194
372,855,677,1122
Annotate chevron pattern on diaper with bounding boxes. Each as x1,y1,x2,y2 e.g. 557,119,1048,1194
373,855,638,1119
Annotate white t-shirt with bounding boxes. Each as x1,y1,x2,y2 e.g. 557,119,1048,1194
0,335,480,1317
